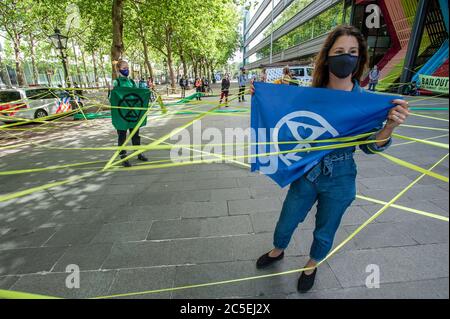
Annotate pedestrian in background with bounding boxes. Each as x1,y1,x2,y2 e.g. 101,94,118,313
179,76,186,98
219,73,231,107
281,66,292,85
194,77,203,101
260,68,267,82
238,68,247,102
368,65,380,91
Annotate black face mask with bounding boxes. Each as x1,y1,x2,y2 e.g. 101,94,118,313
328,54,359,79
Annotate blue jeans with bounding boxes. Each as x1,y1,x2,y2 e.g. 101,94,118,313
273,151,357,262
368,82,377,91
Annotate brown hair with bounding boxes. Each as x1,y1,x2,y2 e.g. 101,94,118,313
312,25,368,88
283,66,290,75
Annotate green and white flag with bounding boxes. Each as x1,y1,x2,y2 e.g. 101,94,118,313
109,87,150,130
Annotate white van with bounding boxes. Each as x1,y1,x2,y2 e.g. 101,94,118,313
290,66,314,86
265,65,314,86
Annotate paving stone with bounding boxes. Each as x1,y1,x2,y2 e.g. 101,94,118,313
182,201,228,218
228,198,283,215
327,243,449,288
288,278,449,299
130,191,176,206
0,246,67,275
108,267,176,299
148,215,253,240
392,219,449,245
362,200,449,224
44,208,110,226
102,237,234,269
172,261,257,299
171,190,212,203
0,276,20,289
405,185,450,201
343,222,418,250
9,270,116,299
210,188,251,201
358,176,414,190
91,221,153,243
43,224,103,247
106,204,182,223
52,243,114,272
0,227,57,250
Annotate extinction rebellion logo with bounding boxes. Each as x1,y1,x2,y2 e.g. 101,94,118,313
273,111,339,166
118,93,145,122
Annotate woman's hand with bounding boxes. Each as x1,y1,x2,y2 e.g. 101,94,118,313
250,79,255,95
385,99,409,129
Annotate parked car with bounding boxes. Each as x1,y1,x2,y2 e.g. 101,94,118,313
0,87,82,123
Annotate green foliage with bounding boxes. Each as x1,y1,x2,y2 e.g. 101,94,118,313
0,0,241,86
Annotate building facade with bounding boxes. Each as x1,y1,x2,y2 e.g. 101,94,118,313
242,0,448,92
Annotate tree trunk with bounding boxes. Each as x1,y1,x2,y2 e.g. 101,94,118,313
111,0,125,80
72,40,83,85
100,53,109,87
165,30,176,90
13,32,25,86
210,63,214,83
0,54,13,88
139,24,154,81
91,51,99,88
81,50,89,87
179,48,188,77
193,61,198,79
28,34,39,85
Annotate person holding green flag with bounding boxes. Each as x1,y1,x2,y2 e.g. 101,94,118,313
110,60,149,167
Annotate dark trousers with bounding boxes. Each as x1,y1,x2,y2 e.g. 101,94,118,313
181,87,186,98
239,86,246,101
196,87,202,100
117,128,140,156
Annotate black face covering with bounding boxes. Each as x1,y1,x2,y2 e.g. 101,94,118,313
328,54,359,79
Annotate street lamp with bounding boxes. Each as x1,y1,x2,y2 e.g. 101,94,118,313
49,28,70,87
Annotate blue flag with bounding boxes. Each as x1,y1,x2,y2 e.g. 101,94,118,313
250,82,400,188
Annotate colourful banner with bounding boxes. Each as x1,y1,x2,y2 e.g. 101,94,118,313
419,74,449,94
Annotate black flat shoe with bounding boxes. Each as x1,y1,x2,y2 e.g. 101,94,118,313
137,154,148,162
256,251,284,269
297,268,317,293
120,154,132,167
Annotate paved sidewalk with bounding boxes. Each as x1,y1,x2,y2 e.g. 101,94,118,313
0,92,448,299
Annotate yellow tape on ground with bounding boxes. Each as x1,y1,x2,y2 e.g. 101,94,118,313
89,153,449,299
317,153,449,265
0,289,60,299
377,152,448,183
410,112,449,122
356,195,449,222
399,124,449,132
392,133,449,150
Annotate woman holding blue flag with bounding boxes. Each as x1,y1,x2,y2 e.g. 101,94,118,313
252,25,410,293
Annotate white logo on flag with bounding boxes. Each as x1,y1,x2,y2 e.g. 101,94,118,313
273,111,339,166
